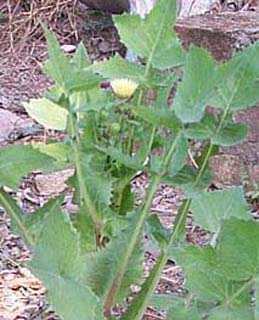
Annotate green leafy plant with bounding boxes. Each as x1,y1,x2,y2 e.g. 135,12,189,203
0,0,259,319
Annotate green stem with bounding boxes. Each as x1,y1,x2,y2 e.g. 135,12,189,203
104,133,181,316
0,188,34,246
68,112,102,245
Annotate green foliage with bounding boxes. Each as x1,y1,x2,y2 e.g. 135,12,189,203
30,205,103,320
23,98,68,131
1,1,259,319
174,46,217,123
190,187,250,233
0,145,56,189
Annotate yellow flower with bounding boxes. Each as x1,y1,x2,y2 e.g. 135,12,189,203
110,78,138,99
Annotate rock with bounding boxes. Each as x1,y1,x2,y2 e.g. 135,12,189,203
61,44,77,53
79,0,130,13
175,11,259,61
0,110,19,142
34,168,75,196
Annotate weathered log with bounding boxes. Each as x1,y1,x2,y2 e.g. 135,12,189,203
175,11,259,61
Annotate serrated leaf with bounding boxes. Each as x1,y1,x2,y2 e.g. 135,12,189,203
212,122,248,146
30,206,103,320
23,98,68,131
209,42,259,111
114,0,183,70
43,26,100,92
174,46,217,123
85,212,143,304
149,294,184,312
0,145,55,189
191,187,250,233
217,219,259,281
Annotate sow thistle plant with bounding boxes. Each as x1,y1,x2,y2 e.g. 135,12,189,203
0,0,259,319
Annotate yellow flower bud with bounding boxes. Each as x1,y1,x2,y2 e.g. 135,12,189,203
110,78,138,99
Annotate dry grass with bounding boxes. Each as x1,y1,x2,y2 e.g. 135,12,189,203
0,0,79,55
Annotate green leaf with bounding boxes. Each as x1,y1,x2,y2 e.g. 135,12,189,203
174,46,217,123
217,219,259,281
209,42,259,111
72,42,91,69
133,105,181,132
167,301,202,320
90,55,146,83
0,145,55,189
212,122,248,147
149,294,184,312
30,206,103,320
23,98,68,131
43,26,100,92
146,214,170,247
184,114,217,140
175,246,251,305
256,276,259,319
85,212,144,304
169,133,188,176
32,142,71,163
191,187,250,233
72,206,96,252
114,0,183,70
208,306,254,320
163,165,213,196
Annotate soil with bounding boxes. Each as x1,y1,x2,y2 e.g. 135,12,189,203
0,1,258,320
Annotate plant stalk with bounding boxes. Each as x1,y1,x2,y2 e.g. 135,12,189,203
68,111,102,246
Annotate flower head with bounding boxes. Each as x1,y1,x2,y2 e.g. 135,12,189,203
110,78,138,99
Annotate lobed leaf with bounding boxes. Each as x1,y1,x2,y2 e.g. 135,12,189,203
30,205,103,320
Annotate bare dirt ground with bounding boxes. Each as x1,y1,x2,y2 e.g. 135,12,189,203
0,1,258,319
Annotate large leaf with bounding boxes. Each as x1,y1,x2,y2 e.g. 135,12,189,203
167,301,202,320
175,246,251,306
191,187,250,233
209,42,259,111
174,46,217,123
114,0,184,70
30,206,103,320
217,218,259,281
0,145,55,189
23,98,68,131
